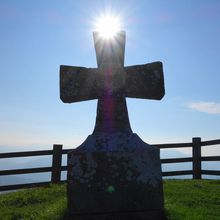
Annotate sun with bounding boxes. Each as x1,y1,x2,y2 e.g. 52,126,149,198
94,14,121,39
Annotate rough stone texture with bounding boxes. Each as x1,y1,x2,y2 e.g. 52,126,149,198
125,62,164,100
60,62,164,103
65,210,166,220
93,93,132,133
77,133,149,152
62,31,166,219
67,133,164,219
93,31,126,68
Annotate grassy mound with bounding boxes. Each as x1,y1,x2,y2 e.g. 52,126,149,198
0,180,219,220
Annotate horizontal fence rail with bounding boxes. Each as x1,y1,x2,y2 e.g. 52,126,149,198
154,142,193,148
0,137,219,191
0,150,53,158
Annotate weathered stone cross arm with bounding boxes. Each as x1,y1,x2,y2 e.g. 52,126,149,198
60,61,165,103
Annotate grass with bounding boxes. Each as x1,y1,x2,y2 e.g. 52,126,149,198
0,180,219,220
164,179,220,220
0,184,66,220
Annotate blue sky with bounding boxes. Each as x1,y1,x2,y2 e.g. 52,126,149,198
0,0,220,156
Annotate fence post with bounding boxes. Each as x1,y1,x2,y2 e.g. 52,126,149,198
51,144,63,184
192,137,201,179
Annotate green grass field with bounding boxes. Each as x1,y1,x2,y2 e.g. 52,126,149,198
0,180,219,220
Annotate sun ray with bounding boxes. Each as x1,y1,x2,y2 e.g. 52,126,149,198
94,13,122,39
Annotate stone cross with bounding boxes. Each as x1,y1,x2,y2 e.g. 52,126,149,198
62,31,166,219
60,31,165,134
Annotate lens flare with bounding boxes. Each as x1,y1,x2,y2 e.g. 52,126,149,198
95,14,121,39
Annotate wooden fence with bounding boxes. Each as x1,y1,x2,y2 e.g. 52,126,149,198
0,137,219,192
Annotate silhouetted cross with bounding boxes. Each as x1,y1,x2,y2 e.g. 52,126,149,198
60,31,165,134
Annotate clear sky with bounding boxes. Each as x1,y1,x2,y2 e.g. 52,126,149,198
0,0,220,155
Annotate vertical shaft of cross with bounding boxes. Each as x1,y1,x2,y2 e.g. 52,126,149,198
93,81,132,134
92,31,132,134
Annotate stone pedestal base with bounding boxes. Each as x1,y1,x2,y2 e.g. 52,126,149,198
65,210,166,220
67,133,164,220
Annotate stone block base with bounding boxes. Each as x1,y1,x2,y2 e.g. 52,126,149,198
65,209,167,220
67,133,164,219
